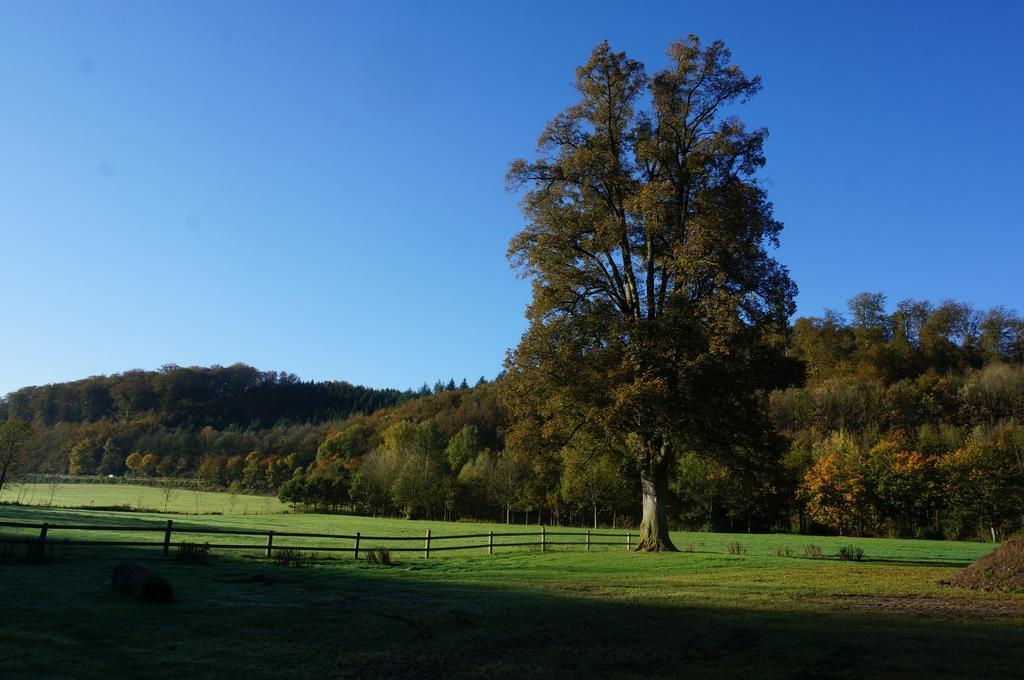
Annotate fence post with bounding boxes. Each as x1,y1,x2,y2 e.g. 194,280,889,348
162,519,173,558
38,522,49,548
354,531,361,560
540,525,546,553
626,532,631,551
424,529,431,559
265,530,274,558
488,530,493,556
586,529,590,552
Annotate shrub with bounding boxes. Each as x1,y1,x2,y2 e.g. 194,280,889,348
683,542,695,553
838,545,864,561
272,548,312,568
725,541,748,555
175,541,210,564
776,545,794,558
365,546,392,565
802,544,823,559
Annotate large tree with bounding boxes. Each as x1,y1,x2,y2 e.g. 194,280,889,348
503,37,798,551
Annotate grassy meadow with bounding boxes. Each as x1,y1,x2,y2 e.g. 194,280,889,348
1,484,1023,679
0,482,289,515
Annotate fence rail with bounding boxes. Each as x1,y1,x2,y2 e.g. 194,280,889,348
0,520,634,559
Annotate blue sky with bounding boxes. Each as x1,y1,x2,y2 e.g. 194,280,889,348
1,1,1021,396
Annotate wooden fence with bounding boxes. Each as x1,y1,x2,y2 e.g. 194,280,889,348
0,520,634,559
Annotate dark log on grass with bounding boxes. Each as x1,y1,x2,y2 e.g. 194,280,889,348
111,563,175,603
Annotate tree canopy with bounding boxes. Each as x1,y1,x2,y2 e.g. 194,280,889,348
503,36,798,550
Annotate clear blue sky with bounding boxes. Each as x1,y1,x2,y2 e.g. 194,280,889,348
1,1,1022,396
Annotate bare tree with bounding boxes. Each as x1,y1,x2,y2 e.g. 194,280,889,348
227,482,240,515
46,475,60,507
159,479,178,513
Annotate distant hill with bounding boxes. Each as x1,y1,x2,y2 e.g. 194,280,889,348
0,363,411,429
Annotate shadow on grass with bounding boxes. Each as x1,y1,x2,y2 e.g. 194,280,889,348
0,504,184,527
1,541,1023,680
856,556,976,568
686,547,976,569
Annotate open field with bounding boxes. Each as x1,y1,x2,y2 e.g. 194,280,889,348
0,483,1002,561
2,494,1023,679
0,482,289,515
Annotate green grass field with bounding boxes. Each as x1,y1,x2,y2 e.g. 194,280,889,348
2,485,1022,679
0,482,289,515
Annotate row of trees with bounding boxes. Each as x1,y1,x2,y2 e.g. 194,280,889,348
0,367,492,483
768,295,1024,539
0,363,411,428
792,293,1023,383
2,342,1022,539
795,426,1024,540
278,421,631,528
770,364,1024,438
264,294,1022,538
1,282,1020,540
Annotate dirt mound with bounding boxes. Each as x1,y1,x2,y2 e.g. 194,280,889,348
947,539,1024,592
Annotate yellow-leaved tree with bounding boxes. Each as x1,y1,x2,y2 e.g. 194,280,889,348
799,432,866,535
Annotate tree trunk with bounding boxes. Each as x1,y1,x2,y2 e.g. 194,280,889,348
635,451,676,552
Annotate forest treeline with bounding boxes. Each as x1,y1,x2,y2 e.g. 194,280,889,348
2,293,1023,539
0,364,414,429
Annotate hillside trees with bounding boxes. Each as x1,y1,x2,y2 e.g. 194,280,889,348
791,295,1024,385
0,419,31,495
68,438,100,475
560,439,630,528
317,422,374,464
350,448,402,516
4,289,1023,538
940,436,1023,541
503,37,798,550
1,363,409,430
124,452,145,475
445,425,482,471
798,432,868,536
489,451,528,524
